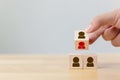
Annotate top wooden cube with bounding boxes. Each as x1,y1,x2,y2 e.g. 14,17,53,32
74,30,89,40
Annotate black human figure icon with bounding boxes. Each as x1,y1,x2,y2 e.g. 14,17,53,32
72,57,80,67
87,57,94,67
78,31,85,39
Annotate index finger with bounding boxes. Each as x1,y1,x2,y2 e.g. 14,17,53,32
86,10,117,33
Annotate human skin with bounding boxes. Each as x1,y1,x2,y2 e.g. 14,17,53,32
86,9,120,47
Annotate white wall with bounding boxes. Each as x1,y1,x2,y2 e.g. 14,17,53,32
0,0,120,54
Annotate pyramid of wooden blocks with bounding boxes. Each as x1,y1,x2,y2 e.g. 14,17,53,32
74,30,89,50
69,30,97,69
69,54,97,69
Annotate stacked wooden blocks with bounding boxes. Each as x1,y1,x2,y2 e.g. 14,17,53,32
74,30,89,50
69,30,97,69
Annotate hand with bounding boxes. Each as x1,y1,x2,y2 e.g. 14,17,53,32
86,9,120,47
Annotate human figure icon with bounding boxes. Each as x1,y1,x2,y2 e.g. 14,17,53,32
78,42,85,49
72,57,80,67
78,31,85,39
87,57,94,67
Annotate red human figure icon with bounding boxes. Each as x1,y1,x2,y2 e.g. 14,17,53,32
78,42,85,49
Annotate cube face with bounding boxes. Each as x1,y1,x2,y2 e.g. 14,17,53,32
69,54,83,69
74,30,88,40
74,30,89,50
83,54,97,69
75,40,89,50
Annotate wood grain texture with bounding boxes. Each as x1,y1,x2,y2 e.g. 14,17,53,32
0,54,120,80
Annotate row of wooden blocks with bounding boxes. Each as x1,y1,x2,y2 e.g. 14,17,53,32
69,54,97,69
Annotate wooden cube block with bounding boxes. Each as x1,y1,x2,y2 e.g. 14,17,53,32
83,54,97,69
69,54,83,69
74,30,89,50
75,40,89,50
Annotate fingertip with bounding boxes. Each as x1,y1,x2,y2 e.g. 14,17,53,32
88,33,96,45
89,38,94,45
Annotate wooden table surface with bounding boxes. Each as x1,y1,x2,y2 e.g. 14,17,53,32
0,54,120,80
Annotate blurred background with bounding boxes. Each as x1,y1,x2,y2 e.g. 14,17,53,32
0,0,120,54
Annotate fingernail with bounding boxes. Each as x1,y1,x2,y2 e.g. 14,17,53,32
88,33,95,44
85,25,93,33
